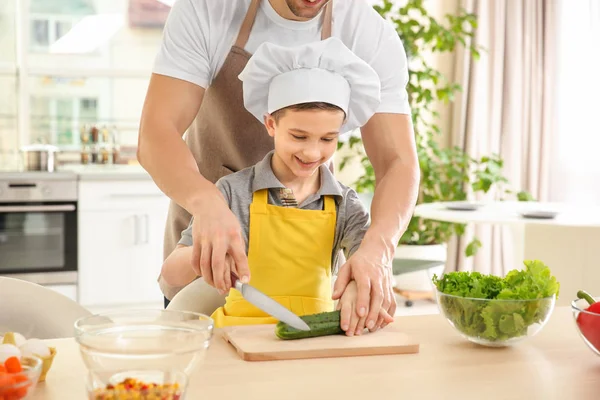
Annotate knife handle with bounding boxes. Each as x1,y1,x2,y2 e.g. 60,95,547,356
231,272,243,291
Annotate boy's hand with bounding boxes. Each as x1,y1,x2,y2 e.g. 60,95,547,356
191,188,250,294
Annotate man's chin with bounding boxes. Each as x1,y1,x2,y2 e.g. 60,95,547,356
286,0,327,19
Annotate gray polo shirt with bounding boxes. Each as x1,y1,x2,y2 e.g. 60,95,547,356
178,151,370,269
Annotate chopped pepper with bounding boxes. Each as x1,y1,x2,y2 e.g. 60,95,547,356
576,290,600,351
91,377,182,400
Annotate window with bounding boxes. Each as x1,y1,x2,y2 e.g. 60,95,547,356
0,0,171,167
30,17,76,51
0,1,17,63
31,20,50,48
549,0,600,205
30,96,99,146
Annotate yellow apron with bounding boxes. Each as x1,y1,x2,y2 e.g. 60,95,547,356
211,189,336,327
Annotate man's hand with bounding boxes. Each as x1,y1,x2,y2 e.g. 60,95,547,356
333,112,418,332
191,188,250,294
332,247,396,333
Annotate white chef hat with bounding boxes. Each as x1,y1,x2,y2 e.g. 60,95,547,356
238,37,381,134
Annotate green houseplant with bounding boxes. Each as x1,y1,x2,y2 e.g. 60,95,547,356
338,0,531,257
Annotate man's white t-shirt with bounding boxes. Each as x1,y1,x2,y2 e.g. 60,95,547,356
153,0,411,114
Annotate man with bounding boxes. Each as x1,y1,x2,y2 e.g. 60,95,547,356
137,0,419,333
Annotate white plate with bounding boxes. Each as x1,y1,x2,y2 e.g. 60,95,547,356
445,202,481,211
519,210,558,219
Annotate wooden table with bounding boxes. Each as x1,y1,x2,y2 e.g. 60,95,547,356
32,307,598,400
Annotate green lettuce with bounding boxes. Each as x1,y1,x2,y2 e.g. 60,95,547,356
432,260,560,342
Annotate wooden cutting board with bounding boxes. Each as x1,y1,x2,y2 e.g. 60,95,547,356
222,323,419,361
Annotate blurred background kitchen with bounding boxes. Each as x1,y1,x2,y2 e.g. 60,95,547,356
0,0,598,314
0,0,174,313
0,0,169,166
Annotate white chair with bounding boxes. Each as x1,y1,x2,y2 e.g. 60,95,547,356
166,278,225,316
0,277,92,339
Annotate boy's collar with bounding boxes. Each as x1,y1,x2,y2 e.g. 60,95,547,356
252,151,344,198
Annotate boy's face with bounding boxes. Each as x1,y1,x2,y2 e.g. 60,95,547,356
264,109,344,178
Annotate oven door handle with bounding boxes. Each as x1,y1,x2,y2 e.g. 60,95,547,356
134,215,140,245
0,205,76,212
143,214,149,245
133,214,149,245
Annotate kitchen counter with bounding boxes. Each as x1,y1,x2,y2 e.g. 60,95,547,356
32,307,599,400
57,163,153,181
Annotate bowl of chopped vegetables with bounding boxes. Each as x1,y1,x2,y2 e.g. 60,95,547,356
74,309,213,399
571,290,600,356
0,355,43,399
432,260,559,347
86,370,188,400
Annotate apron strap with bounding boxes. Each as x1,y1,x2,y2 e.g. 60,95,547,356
235,0,261,49
321,0,333,40
251,189,269,212
323,195,335,212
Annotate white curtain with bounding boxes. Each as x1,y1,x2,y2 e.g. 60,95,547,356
548,0,600,204
446,0,558,275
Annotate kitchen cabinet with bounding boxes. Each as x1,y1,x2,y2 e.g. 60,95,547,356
78,180,170,307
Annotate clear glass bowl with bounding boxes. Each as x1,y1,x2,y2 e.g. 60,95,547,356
571,296,600,356
74,309,214,399
0,355,43,399
436,291,556,347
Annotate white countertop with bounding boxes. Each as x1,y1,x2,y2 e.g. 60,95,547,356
57,163,153,181
414,201,600,227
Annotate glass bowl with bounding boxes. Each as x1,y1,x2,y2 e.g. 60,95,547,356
74,309,214,399
0,355,43,399
436,291,556,347
571,296,600,356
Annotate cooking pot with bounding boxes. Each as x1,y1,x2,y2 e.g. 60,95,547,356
20,144,60,172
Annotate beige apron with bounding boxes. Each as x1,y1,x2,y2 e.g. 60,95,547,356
161,0,334,301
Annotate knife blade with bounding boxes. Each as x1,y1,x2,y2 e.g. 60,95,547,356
230,273,311,331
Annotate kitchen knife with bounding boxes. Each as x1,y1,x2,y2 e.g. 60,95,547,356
230,273,311,331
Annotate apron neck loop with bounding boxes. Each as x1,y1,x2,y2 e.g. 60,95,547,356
252,188,270,206
235,0,262,49
323,194,335,212
321,0,333,40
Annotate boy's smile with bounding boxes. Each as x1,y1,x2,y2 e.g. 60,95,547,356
264,106,344,187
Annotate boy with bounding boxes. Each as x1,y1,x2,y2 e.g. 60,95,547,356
160,38,392,335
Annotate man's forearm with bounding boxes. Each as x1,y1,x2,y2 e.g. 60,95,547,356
358,113,420,265
362,158,419,264
137,74,217,215
137,124,217,215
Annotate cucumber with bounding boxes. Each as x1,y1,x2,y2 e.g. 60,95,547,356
275,310,344,340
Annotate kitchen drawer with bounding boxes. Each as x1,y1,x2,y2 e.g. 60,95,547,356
78,180,170,211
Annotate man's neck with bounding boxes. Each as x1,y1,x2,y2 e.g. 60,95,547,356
268,0,309,21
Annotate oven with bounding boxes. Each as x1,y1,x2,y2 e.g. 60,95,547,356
0,172,78,297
